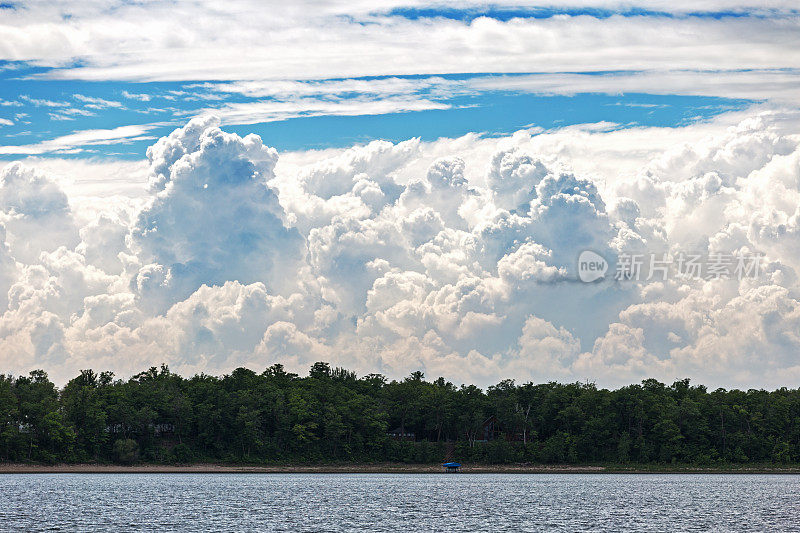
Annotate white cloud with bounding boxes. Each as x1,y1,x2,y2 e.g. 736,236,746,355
191,97,451,126
1,3,797,90
19,96,69,107
0,124,158,155
468,70,800,105
170,69,800,127
73,94,124,109
130,116,306,311
0,108,798,388
12,157,150,199
121,91,152,102
0,163,79,264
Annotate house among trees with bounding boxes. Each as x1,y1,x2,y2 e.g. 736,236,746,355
388,427,415,441
479,415,524,442
479,416,501,442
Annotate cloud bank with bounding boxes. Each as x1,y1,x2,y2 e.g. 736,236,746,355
1,108,800,388
4,2,798,82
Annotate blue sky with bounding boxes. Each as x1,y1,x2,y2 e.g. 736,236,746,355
383,5,783,20
0,65,754,157
1,3,796,160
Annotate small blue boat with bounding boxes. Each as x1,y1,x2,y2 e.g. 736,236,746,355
443,462,461,473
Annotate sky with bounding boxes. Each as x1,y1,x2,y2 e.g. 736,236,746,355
0,1,799,388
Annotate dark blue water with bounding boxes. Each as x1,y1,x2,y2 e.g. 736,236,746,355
1,473,798,532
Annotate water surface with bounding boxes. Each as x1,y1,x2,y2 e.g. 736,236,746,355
1,473,798,532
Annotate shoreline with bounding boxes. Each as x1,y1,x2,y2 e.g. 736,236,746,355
2,463,800,474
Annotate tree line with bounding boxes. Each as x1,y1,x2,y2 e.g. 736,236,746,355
1,362,798,465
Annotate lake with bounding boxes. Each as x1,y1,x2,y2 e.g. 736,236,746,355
1,473,798,531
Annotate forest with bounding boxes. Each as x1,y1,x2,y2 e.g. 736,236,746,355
1,362,799,466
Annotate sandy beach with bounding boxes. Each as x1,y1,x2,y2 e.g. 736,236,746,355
2,463,800,474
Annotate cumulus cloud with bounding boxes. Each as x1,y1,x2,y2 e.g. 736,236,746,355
131,116,306,310
0,162,79,264
0,109,799,389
